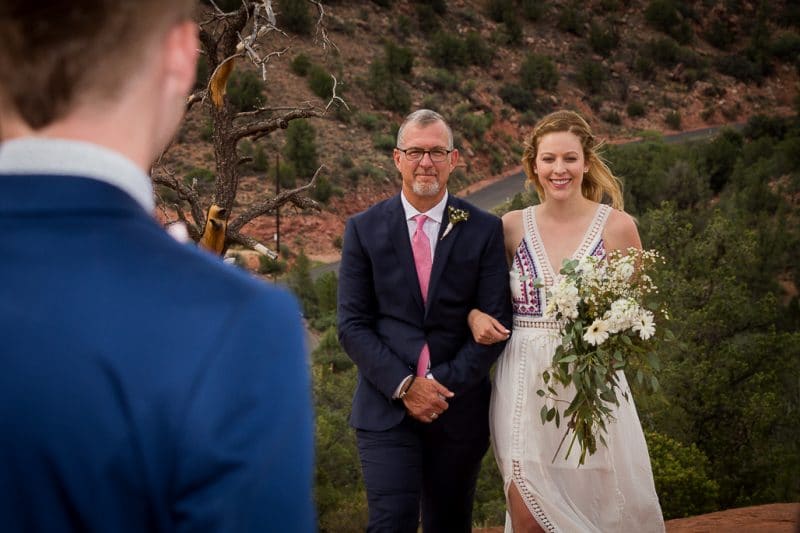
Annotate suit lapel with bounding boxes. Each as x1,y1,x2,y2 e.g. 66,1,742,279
387,195,425,312
426,197,462,316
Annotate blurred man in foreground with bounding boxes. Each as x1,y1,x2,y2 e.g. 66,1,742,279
0,2,314,531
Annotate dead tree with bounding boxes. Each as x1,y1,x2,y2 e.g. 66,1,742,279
153,0,344,259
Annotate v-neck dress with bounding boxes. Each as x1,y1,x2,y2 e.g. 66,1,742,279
489,204,665,532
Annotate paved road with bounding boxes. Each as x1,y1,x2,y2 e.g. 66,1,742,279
311,122,743,280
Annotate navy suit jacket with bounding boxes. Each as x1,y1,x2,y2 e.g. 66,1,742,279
0,175,315,532
338,193,511,431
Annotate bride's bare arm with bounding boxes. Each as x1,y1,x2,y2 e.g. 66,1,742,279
468,309,511,345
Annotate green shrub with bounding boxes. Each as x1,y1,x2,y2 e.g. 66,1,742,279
428,31,468,68
270,160,297,188
311,174,335,203
627,101,646,117
715,54,764,83
283,120,318,179
184,166,215,184
259,255,287,276
743,114,789,140
249,145,269,172
194,55,210,90
290,53,312,76
228,69,263,112
384,41,414,75
355,112,382,131
520,53,559,92
556,3,584,35
589,21,619,57
665,109,681,130
643,37,681,67
647,431,719,519
307,64,334,99
499,84,530,111
704,18,734,50
521,0,545,21
421,68,460,92
644,0,692,43
486,0,513,22
414,5,440,32
770,31,800,62
200,119,214,142
459,112,494,142
576,60,606,94
277,0,312,35
464,31,495,66
372,133,396,151
601,110,622,124
367,61,411,113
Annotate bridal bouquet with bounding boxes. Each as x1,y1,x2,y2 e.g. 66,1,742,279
537,248,672,466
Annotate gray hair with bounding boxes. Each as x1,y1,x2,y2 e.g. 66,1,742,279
396,109,454,150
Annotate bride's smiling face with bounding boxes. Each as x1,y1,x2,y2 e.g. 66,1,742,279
534,131,589,202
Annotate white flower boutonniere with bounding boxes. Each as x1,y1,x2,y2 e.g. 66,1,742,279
440,206,470,240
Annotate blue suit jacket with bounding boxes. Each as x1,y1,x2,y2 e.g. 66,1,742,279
0,175,315,532
338,193,511,431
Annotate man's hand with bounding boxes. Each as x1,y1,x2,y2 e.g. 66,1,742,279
402,378,454,423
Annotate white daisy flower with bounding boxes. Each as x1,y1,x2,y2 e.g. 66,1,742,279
583,319,610,346
633,311,656,340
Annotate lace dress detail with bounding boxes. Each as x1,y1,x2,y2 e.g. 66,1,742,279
490,204,665,533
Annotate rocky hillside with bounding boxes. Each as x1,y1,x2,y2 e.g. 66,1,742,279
160,0,799,264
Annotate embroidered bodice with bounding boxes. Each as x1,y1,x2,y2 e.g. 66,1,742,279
510,204,611,327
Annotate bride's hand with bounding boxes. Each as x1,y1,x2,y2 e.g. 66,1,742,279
468,309,511,345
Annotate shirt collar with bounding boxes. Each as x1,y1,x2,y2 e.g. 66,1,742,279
0,137,155,212
400,190,449,224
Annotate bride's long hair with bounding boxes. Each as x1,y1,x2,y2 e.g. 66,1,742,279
522,110,624,210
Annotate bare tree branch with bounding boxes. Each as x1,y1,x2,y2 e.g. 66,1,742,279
151,169,206,231
232,106,326,141
228,166,325,233
226,231,278,260
186,90,206,110
308,0,337,54
325,74,350,111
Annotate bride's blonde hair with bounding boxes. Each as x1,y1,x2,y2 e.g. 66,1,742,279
522,110,624,210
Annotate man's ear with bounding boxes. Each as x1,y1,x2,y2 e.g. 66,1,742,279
162,21,199,99
393,148,402,170
449,148,459,169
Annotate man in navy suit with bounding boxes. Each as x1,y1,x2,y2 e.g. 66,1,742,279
0,2,314,531
338,109,512,532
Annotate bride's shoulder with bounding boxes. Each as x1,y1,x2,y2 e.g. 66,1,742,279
500,209,523,224
604,207,641,250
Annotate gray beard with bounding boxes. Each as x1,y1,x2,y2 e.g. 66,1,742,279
412,179,441,197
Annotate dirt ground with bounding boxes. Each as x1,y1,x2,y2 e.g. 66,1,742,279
473,503,800,533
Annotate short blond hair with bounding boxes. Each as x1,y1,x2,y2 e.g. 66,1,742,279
522,110,624,210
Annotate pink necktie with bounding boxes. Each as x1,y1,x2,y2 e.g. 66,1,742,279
412,214,432,302
412,214,432,376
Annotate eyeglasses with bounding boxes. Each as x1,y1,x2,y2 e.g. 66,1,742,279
396,147,453,162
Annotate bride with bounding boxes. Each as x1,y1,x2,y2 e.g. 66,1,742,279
468,110,665,532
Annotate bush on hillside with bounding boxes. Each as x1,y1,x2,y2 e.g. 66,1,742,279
290,53,312,76
228,70,263,112
520,53,559,92
647,431,719,519
277,0,312,35
283,120,318,179
589,21,620,57
644,0,693,43
307,64,334,99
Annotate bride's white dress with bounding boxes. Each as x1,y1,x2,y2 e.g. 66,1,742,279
490,204,665,532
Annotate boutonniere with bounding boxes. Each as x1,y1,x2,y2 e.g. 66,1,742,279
441,206,470,240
